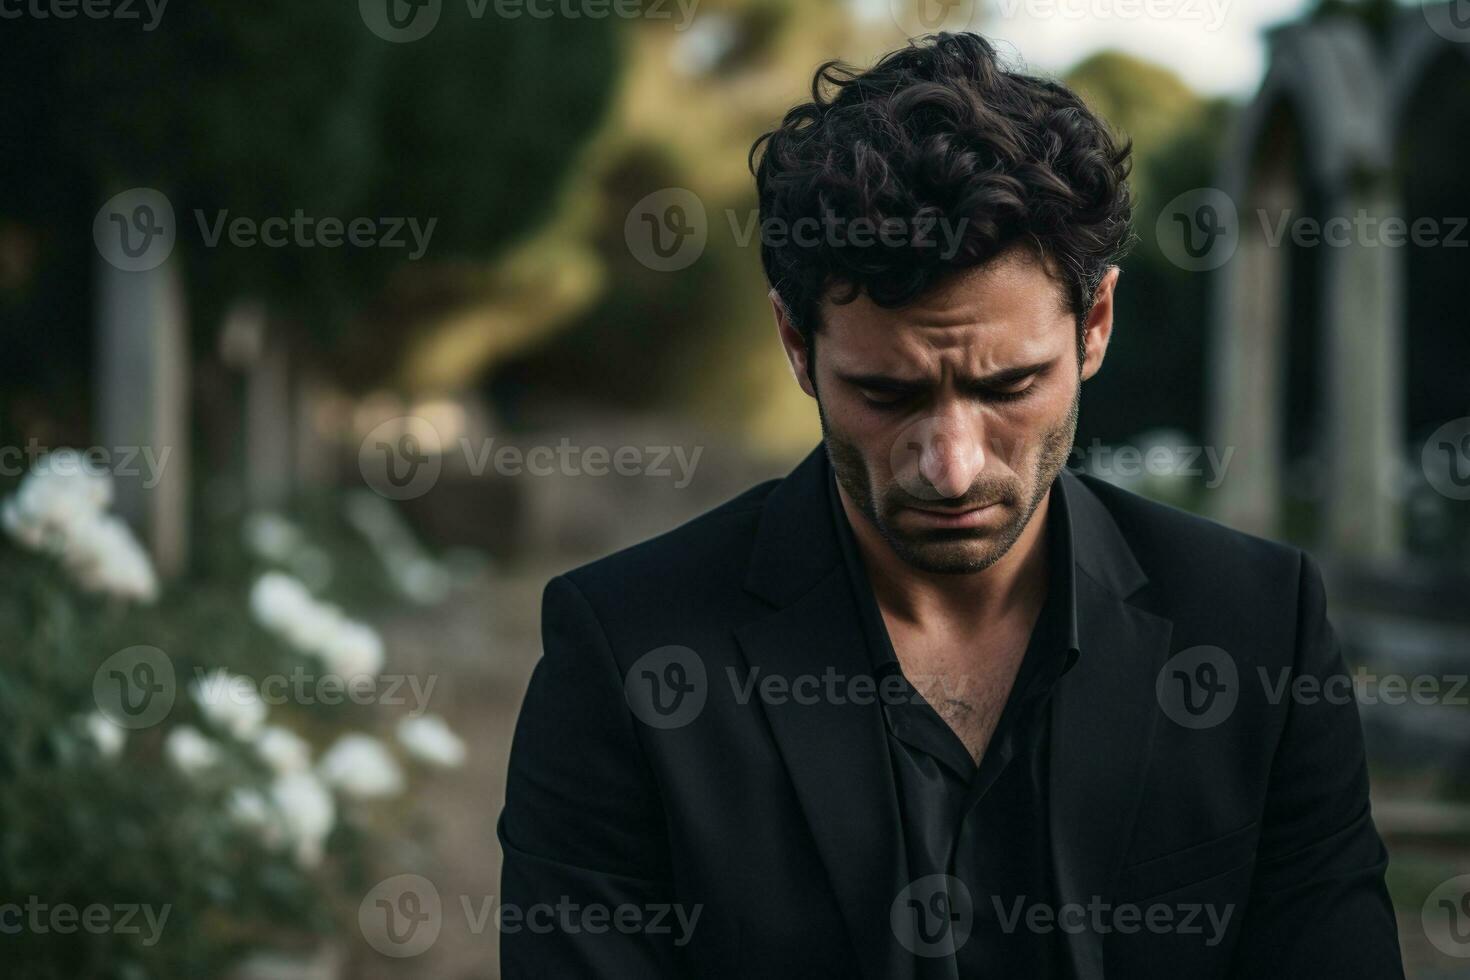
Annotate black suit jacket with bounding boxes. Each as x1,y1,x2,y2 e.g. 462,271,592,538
498,447,1403,978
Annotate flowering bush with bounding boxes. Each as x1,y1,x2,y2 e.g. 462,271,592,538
0,453,465,978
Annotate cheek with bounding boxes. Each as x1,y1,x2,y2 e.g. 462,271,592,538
986,390,1071,465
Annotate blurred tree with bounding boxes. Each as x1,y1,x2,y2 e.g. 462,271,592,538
0,4,620,403
489,0,885,458
1311,0,1399,43
1065,54,1230,449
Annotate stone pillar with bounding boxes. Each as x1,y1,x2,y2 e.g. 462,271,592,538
95,254,190,577
293,373,341,491
1321,183,1404,561
245,325,293,510
1209,179,1291,539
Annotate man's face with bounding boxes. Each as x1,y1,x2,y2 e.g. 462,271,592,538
778,248,1114,575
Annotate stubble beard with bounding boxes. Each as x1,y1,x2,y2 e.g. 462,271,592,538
821,386,1079,575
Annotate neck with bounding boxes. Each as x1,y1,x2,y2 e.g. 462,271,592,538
838,483,1052,628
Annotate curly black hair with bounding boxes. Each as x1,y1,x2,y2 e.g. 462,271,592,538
749,32,1134,351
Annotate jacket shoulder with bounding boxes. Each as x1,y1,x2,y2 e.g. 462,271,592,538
1076,473,1307,591
558,477,779,602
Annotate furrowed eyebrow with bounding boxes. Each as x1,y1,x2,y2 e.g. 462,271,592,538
834,372,928,392
966,361,1051,388
835,360,1050,392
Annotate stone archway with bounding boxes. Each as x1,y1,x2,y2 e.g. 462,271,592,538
1209,18,1402,562
1388,18,1470,561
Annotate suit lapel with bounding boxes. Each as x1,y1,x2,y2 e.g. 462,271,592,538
1048,473,1173,979
736,448,912,980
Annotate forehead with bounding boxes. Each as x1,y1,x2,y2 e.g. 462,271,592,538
817,249,1073,373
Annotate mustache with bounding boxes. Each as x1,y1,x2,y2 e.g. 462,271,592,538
883,483,1016,511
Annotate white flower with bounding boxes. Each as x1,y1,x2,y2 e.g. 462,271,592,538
165,725,220,777
318,734,404,799
254,726,311,774
242,511,302,562
396,714,465,768
190,669,267,740
63,513,158,602
225,786,282,845
2,496,47,549
226,772,336,869
271,771,335,868
249,572,316,634
1,453,157,602
79,711,127,759
250,572,384,680
398,557,451,605
319,621,384,680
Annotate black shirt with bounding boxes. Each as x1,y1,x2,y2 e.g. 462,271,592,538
827,466,1081,978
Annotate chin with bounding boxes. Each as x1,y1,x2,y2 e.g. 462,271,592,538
886,533,1009,575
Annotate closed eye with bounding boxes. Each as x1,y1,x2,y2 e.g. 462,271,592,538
859,388,913,408
983,380,1037,402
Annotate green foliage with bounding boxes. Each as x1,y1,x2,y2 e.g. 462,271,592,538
0,6,621,376
1311,0,1399,42
0,552,329,978
0,496,424,977
1066,57,1232,447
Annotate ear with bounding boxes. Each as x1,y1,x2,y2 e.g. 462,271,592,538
770,289,817,399
1080,266,1119,383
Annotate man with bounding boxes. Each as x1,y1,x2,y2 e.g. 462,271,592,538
499,32,1402,978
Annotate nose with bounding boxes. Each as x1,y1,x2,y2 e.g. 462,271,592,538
901,413,986,500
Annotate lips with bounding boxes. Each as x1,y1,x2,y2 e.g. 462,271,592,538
903,502,1000,528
